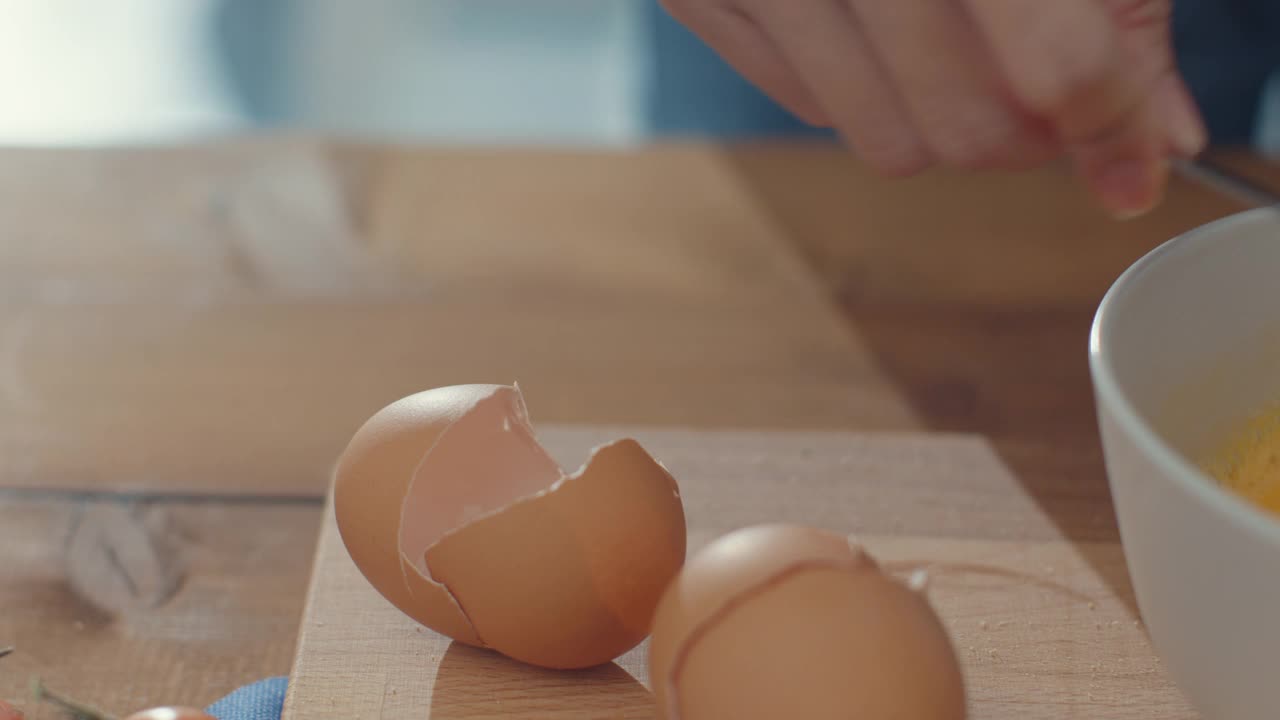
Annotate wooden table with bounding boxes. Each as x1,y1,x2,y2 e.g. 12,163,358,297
0,136,1267,717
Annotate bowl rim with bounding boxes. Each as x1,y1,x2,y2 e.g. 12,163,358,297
1089,205,1280,546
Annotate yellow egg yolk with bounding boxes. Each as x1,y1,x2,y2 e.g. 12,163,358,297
1204,405,1280,514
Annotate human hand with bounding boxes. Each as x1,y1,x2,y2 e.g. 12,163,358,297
662,0,1205,217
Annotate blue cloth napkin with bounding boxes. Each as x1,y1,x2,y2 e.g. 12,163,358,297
206,677,288,720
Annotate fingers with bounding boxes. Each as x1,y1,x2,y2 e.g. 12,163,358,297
963,0,1139,142
1069,105,1168,218
1070,66,1200,217
745,0,933,175
962,0,1175,215
659,0,830,126
845,0,1056,170
667,0,1194,218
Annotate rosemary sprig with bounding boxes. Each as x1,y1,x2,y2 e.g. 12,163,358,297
29,677,117,720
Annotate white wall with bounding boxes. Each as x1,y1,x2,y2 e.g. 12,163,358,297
0,0,648,146
0,0,244,144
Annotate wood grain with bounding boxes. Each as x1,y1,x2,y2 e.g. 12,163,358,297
3,141,1255,496
1,141,906,496
2,139,1260,717
281,428,1194,719
1201,149,1280,194
726,143,1249,309
0,497,320,719
720,144,1254,600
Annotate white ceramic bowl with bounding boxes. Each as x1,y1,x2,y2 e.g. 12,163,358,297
1090,207,1280,720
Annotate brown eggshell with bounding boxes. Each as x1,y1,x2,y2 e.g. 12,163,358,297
334,384,515,646
427,438,687,669
649,524,966,720
334,382,688,669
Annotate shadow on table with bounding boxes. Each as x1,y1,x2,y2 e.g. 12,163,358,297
716,146,1241,617
829,300,1144,616
430,642,654,719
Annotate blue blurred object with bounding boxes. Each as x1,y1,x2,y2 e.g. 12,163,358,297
1173,0,1280,145
202,0,1278,145
209,0,835,140
212,0,289,125
205,677,289,720
644,1,831,138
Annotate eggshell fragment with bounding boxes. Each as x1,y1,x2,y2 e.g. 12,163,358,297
649,524,966,720
334,384,499,645
333,383,687,669
427,438,687,669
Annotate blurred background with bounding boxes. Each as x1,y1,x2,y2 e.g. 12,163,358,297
0,0,1274,150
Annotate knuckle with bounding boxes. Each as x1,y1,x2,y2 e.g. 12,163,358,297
939,143,1000,170
842,116,933,176
863,141,933,176
923,106,1019,169
932,130,1004,169
1018,33,1114,113
999,139,1057,170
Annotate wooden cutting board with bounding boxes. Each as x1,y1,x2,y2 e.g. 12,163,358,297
281,427,1197,719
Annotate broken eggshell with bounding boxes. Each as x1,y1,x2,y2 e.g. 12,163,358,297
648,524,966,720
333,383,687,669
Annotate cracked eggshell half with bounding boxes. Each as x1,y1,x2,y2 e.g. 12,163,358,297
648,524,966,720
333,383,687,669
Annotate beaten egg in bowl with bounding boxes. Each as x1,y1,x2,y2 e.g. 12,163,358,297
1204,404,1280,515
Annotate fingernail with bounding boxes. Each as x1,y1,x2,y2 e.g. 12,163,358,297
1110,206,1149,221
1092,157,1164,219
